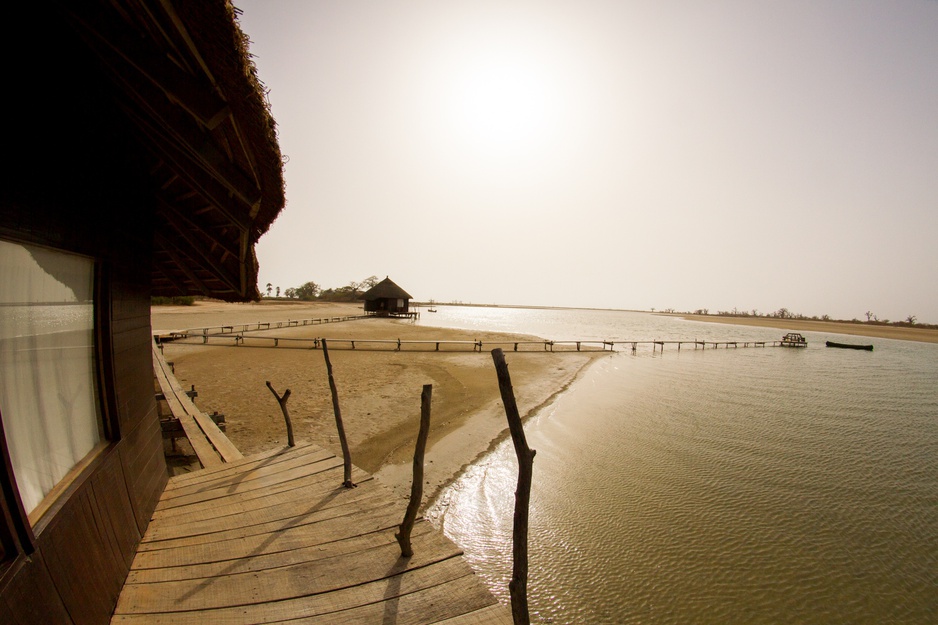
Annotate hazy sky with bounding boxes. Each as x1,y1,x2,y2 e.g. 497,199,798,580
236,0,937,323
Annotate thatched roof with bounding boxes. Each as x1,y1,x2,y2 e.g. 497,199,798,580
64,1,286,301
362,277,413,301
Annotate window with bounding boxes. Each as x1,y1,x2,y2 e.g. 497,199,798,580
0,239,103,522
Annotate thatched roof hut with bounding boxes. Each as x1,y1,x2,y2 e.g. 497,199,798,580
66,1,286,301
0,3,286,623
363,277,414,315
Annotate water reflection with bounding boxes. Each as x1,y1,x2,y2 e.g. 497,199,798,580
424,308,938,624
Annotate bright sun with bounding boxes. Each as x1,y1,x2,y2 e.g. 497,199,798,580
448,58,557,155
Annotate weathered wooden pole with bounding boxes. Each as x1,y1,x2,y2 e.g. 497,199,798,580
265,381,295,447
321,338,355,488
396,384,432,558
491,348,535,625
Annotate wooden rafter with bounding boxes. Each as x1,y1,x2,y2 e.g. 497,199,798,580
115,79,260,214
154,232,213,297
127,107,252,233
158,197,239,259
68,7,261,220
67,8,230,130
157,200,242,294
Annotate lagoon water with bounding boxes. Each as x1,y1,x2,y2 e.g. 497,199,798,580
417,307,937,624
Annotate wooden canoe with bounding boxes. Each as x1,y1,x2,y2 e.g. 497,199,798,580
826,341,873,351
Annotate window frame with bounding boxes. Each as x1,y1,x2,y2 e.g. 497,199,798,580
0,239,117,574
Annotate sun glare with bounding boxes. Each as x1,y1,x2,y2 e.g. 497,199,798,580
447,57,558,156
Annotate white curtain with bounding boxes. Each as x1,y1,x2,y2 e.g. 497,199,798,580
0,239,101,518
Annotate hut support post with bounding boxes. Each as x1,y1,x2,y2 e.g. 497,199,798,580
265,381,294,447
322,339,355,488
396,384,432,558
491,348,535,625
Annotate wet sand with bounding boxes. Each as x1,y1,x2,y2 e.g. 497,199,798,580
152,300,604,503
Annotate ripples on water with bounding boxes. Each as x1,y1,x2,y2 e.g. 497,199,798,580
423,308,938,624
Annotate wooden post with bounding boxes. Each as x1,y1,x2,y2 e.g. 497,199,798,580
491,348,535,625
265,381,294,447
396,384,432,558
322,339,355,488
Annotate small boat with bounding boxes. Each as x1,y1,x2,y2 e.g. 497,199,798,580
780,332,807,347
826,340,873,351
427,299,437,313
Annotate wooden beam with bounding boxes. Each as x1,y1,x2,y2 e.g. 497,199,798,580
68,8,262,223
66,8,231,129
128,107,252,232
153,232,214,297
119,93,260,222
152,347,222,468
157,198,242,293
152,262,188,295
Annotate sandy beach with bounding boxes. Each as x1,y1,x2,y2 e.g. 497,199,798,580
676,314,938,343
152,300,605,503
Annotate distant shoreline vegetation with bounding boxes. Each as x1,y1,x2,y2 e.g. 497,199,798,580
151,296,196,306
268,276,381,303
215,279,938,331
678,307,937,331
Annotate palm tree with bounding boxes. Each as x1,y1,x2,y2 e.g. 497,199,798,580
266,282,272,297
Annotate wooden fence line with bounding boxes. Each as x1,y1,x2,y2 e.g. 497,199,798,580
157,314,372,343
158,334,789,352
156,316,791,353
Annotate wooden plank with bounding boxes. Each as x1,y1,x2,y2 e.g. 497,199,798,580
190,409,242,463
153,466,374,525
112,443,503,625
131,504,407,570
139,497,404,554
163,442,326,489
143,477,392,543
261,573,500,624
160,445,336,499
152,348,222,468
148,471,373,523
112,561,486,625
43,489,125,625
152,471,376,530
152,343,243,463
0,550,75,625
89,449,140,570
128,523,436,583
119,413,169,535
117,529,464,613
153,458,369,514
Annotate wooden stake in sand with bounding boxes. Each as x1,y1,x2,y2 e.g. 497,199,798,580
321,338,355,488
265,381,294,447
491,348,535,625
396,383,432,558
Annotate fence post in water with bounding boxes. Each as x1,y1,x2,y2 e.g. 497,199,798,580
322,339,355,488
396,384,432,558
491,348,535,625
265,381,295,447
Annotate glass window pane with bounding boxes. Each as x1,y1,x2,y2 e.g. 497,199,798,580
0,239,102,518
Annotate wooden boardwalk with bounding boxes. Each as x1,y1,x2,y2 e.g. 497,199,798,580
112,443,510,624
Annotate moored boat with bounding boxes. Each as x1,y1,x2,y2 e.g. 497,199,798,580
780,332,807,347
826,340,873,351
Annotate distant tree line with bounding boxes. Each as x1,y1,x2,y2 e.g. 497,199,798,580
266,275,380,302
151,295,196,306
683,307,936,330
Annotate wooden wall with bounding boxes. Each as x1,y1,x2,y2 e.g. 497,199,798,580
0,13,168,622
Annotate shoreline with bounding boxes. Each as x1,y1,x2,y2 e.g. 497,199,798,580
153,300,604,505
675,314,938,343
